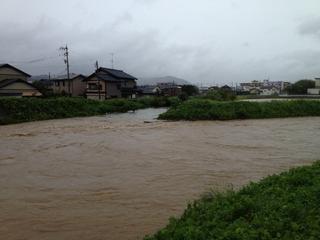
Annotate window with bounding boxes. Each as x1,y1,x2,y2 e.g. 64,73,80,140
55,81,60,87
88,83,98,90
62,81,65,86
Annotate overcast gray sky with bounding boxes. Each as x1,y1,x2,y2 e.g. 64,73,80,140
1,0,320,85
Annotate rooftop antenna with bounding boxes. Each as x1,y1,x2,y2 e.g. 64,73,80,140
110,53,114,69
95,60,99,71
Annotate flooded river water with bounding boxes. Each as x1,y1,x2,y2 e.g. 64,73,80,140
0,108,319,240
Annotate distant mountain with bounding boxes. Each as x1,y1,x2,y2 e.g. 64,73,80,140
138,76,190,86
30,75,50,81
30,73,80,81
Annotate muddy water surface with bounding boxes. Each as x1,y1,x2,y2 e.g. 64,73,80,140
0,108,319,240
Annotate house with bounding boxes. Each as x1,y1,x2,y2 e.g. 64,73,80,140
249,88,261,95
260,86,280,96
208,86,219,91
199,86,209,94
239,80,290,95
307,78,320,95
157,83,182,97
84,67,137,100
137,85,161,96
0,64,41,97
220,85,233,92
51,74,87,96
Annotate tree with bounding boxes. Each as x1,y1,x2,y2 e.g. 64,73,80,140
206,89,236,101
32,80,53,97
181,85,199,96
285,80,315,95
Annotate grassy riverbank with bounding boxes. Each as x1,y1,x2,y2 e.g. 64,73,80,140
0,97,179,125
145,161,320,240
159,99,320,120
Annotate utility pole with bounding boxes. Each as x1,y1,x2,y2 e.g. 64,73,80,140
95,60,101,100
60,45,71,96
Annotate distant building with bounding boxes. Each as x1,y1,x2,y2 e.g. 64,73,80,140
208,86,219,91
307,78,320,95
84,67,137,100
157,82,182,97
51,74,87,96
198,86,209,94
220,85,233,92
260,86,280,96
239,80,290,96
0,63,41,97
137,85,161,96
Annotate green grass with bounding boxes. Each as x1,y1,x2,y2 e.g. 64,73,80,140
0,96,179,125
159,99,320,121
145,161,320,240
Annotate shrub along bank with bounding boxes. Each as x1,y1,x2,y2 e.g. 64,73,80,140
159,99,320,121
145,161,320,240
0,96,179,125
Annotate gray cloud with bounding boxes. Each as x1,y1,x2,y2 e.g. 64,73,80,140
0,0,320,85
299,17,320,39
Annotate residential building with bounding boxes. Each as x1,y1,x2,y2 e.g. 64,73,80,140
220,85,233,92
260,86,280,96
157,82,182,97
137,85,161,96
239,80,290,96
51,74,87,96
0,64,41,97
84,67,137,100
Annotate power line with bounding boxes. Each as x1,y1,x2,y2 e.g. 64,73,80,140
0,56,60,64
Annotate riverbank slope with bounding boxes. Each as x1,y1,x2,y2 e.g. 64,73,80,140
145,161,320,240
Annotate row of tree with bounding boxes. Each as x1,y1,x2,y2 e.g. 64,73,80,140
285,79,315,95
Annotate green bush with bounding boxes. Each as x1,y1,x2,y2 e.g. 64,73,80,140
199,89,236,101
145,161,320,240
159,99,320,121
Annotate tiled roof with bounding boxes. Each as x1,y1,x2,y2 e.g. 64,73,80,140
99,68,137,80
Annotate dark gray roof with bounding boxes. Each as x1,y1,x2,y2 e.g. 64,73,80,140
83,67,137,82
0,79,36,89
221,85,232,89
0,64,31,77
137,85,158,94
96,72,121,82
99,68,137,80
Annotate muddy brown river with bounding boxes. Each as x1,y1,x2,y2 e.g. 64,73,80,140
0,108,319,240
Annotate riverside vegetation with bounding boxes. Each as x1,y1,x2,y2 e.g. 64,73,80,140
159,99,320,121
145,161,320,240
2,96,320,124
0,96,180,125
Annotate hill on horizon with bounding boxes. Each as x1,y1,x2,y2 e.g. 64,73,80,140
138,76,190,86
